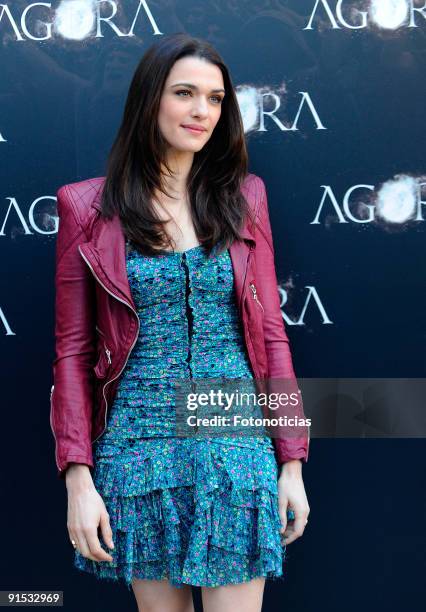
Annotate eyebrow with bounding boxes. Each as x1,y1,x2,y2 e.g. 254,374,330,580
170,82,225,94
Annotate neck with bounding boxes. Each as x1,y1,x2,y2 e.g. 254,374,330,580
158,148,194,204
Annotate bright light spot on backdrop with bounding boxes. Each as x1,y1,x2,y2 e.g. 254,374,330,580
370,0,409,30
376,175,418,223
236,87,260,133
56,0,96,40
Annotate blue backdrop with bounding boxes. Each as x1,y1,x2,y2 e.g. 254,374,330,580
1,1,425,611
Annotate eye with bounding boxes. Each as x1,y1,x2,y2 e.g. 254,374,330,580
175,90,223,104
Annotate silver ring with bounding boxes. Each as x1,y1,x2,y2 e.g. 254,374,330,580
71,539,77,548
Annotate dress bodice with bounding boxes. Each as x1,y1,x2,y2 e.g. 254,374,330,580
94,239,264,449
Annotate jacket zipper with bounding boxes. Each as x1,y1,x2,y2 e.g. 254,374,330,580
78,245,140,444
249,282,264,312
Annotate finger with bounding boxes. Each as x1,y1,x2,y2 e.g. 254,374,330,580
281,529,295,546
74,530,93,560
278,503,289,534
99,511,115,550
85,528,114,562
68,530,80,553
281,529,299,546
282,517,306,545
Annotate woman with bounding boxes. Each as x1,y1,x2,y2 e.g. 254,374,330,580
50,33,310,612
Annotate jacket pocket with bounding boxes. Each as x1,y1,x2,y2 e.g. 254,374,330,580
247,280,265,331
94,327,112,379
248,281,264,315
244,279,268,377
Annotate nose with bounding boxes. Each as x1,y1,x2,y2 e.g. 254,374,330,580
191,96,209,118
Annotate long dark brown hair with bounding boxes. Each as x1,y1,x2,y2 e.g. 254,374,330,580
100,32,253,257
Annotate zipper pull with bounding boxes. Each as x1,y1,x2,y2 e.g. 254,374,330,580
249,283,264,311
105,347,112,364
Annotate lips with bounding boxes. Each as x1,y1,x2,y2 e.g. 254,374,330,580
181,124,206,133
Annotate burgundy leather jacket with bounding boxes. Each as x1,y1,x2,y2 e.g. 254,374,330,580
50,173,309,479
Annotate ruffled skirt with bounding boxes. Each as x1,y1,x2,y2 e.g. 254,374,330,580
74,436,288,589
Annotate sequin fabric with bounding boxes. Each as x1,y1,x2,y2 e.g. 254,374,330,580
74,240,290,589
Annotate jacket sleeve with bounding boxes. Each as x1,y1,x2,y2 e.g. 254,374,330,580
50,185,97,480
254,176,310,464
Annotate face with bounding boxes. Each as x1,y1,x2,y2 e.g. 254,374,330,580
157,56,225,154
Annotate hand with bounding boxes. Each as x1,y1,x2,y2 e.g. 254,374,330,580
277,460,310,546
66,464,115,562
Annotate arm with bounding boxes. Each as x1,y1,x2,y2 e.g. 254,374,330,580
254,176,310,465
50,186,97,479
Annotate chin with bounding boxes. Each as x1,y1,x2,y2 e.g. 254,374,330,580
173,142,205,153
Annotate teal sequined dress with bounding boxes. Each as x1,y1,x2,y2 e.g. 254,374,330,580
74,239,290,589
